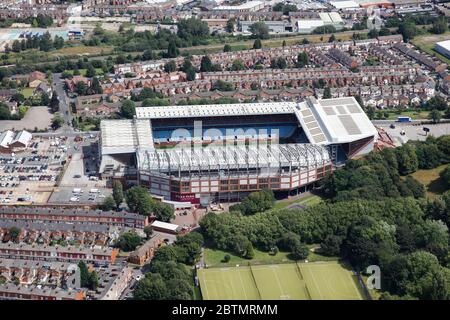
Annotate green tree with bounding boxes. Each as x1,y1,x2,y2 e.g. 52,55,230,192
431,17,448,34
343,216,398,270
428,109,442,123
440,165,450,186
75,81,87,95
51,113,64,130
244,242,255,259
85,65,96,78
223,44,232,52
99,195,116,211
253,38,262,49
90,77,103,94
49,91,59,113
115,231,142,252
144,226,153,238
231,59,246,71
291,242,309,260
226,19,235,33
134,273,167,300
396,143,418,175
8,227,20,242
164,60,177,73
120,99,136,119
166,39,179,58
323,87,332,99
112,180,124,208
399,22,418,42
249,22,269,39
126,186,152,215
296,52,309,68
200,55,213,72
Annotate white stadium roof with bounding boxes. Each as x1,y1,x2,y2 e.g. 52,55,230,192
297,97,378,145
139,143,331,173
135,102,296,119
102,97,377,159
100,119,154,154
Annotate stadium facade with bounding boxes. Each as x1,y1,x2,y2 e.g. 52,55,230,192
99,97,378,204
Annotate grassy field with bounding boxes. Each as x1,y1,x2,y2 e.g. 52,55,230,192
385,110,431,120
50,45,114,57
20,88,34,98
198,266,261,300
180,30,365,56
411,31,450,65
204,248,293,267
204,244,339,267
251,264,309,299
65,68,104,76
198,261,364,300
272,193,323,210
410,164,448,197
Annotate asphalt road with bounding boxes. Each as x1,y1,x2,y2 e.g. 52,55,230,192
52,73,75,136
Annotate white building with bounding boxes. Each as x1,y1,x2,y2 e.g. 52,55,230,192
435,40,450,59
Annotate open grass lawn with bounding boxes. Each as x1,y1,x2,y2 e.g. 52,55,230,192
272,193,323,210
410,164,449,197
204,244,337,267
251,264,309,299
198,261,364,300
298,261,364,300
20,88,34,98
198,266,260,300
65,68,104,76
412,32,450,65
204,248,293,267
50,45,113,57
385,110,431,120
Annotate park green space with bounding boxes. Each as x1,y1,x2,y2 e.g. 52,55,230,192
198,261,364,300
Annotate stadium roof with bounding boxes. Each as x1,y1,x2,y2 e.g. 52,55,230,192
139,143,331,172
297,97,378,145
135,102,296,119
100,119,154,154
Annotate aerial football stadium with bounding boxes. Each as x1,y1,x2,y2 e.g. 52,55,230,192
99,96,378,204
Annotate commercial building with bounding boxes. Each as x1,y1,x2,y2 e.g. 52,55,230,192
99,97,378,203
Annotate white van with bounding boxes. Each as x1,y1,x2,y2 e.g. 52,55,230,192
89,176,99,181
72,188,82,193
89,188,99,194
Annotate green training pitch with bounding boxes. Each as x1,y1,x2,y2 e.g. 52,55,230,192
198,261,364,300
197,267,261,300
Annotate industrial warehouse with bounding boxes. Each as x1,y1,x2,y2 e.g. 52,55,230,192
99,97,378,203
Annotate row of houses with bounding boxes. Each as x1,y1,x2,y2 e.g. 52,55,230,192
0,220,117,247
0,206,149,229
113,36,404,74
0,3,68,21
0,242,119,265
163,79,434,104
0,258,77,288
